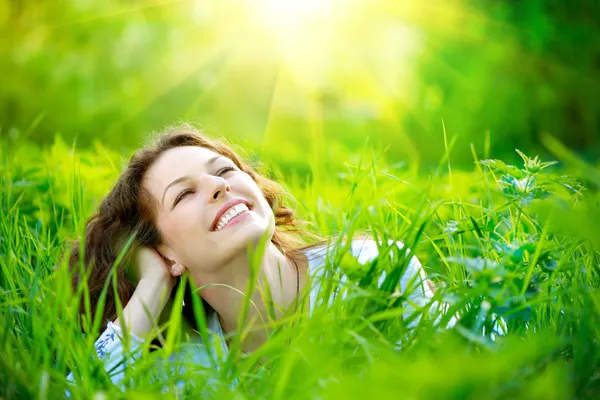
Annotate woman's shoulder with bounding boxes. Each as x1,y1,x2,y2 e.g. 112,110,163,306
304,238,413,267
349,238,410,263
304,237,430,292
304,238,433,313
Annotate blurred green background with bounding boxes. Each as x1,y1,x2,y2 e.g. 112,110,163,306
2,0,599,169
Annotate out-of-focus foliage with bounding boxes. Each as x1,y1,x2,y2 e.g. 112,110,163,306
1,0,599,169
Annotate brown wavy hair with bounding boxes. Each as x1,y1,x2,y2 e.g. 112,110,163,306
69,124,313,331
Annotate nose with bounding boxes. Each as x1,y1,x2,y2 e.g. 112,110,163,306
206,175,230,204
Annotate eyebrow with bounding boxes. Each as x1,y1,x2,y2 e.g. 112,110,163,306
161,155,225,207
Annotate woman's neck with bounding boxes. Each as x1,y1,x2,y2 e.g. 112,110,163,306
190,242,308,352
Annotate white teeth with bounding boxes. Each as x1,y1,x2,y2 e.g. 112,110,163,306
215,203,249,231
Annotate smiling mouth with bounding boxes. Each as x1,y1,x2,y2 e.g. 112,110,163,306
213,203,251,231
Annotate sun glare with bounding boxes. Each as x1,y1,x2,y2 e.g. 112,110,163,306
257,0,334,29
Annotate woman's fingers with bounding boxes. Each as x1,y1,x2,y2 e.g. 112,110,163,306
135,247,173,282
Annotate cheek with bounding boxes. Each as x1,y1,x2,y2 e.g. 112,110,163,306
251,188,274,223
233,175,275,230
159,204,206,245
258,197,276,236
238,175,270,208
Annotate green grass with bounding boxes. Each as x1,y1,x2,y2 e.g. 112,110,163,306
1,134,599,399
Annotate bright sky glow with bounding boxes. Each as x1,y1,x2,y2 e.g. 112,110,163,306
257,0,334,30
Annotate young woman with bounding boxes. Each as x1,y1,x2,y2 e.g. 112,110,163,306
66,124,437,387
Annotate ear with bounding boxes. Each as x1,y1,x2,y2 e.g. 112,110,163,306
156,244,187,277
170,262,186,277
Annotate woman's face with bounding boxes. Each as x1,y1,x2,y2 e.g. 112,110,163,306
143,146,275,275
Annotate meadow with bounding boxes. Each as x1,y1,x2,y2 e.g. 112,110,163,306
1,130,599,398
2,0,600,398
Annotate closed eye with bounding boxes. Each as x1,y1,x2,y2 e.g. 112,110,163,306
173,189,194,209
216,166,236,176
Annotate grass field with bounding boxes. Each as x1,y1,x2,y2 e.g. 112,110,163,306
2,0,600,397
1,130,599,399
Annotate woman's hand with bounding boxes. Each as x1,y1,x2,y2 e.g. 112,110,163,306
114,247,179,337
135,247,177,289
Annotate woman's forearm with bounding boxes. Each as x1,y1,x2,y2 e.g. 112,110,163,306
113,277,173,337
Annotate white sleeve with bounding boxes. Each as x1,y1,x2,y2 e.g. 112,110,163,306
66,322,145,388
352,239,429,297
394,250,458,329
395,241,458,329
395,243,433,301
350,239,456,329
376,241,433,327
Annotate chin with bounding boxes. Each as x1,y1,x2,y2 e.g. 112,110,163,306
226,220,273,254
